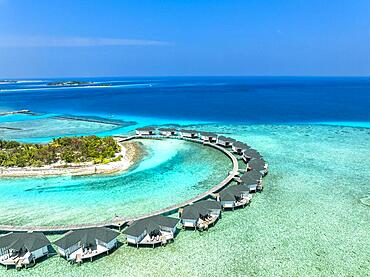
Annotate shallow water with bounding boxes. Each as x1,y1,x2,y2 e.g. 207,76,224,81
1,124,369,276
0,139,231,226
0,77,369,275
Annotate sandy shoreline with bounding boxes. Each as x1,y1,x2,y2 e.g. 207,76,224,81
0,140,143,178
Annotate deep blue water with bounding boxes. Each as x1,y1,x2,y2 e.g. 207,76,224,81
1,76,370,124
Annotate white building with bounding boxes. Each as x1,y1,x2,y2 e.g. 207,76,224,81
199,132,218,142
180,200,222,230
231,141,249,155
248,158,268,176
179,130,198,138
123,215,179,248
0,232,50,269
54,227,119,263
242,148,262,162
217,186,252,210
136,127,156,136
159,128,177,136
216,136,236,147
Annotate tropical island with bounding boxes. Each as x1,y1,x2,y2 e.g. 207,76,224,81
47,81,112,87
0,136,142,177
0,80,18,84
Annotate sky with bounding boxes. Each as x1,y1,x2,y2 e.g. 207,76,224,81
0,0,369,78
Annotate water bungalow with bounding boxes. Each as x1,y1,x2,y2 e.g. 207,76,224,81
217,186,252,210
159,128,177,136
248,158,268,176
199,131,218,143
232,141,250,155
123,215,179,248
136,127,156,136
179,200,222,231
242,148,263,162
217,136,236,147
54,227,119,264
239,170,263,192
179,129,198,138
0,232,50,270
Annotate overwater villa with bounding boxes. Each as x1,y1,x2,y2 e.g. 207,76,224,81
217,185,252,210
239,170,263,192
136,127,156,136
242,148,263,162
232,141,250,155
54,227,119,264
123,215,179,248
216,136,236,147
179,129,198,138
248,158,268,176
0,129,269,268
199,131,218,142
159,128,177,136
179,200,222,230
0,232,50,270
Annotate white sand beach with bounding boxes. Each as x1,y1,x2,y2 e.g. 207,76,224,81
0,140,141,178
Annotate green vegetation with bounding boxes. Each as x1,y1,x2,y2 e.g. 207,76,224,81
47,81,112,87
47,81,92,86
0,136,121,167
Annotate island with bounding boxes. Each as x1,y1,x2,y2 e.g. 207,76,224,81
47,81,112,87
47,81,93,86
0,80,18,84
0,136,142,177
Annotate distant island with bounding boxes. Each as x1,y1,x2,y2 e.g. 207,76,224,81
0,80,18,84
47,80,112,87
0,136,142,177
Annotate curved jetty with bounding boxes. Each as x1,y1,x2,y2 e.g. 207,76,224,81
0,127,269,268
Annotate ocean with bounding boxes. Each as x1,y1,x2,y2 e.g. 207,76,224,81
1,76,370,125
0,77,369,276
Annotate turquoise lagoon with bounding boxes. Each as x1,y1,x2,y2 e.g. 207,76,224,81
0,138,231,226
0,77,369,276
1,122,369,276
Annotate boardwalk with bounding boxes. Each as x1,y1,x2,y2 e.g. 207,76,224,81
0,135,239,234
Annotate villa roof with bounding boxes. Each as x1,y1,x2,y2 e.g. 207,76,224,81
54,227,119,250
219,191,237,201
0,232,50,253
240,175,259,186
137,127,156,131
219,186,246,201
242,149,262,159
217,136,236,142
248,158,266,170
199,131,217,137
123,215,179,238
232,141,250,149
240,170,263,183
181,200,221,220
237,184,254,193
179,129,198,134
158,128,177,132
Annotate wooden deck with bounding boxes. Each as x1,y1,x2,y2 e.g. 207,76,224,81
0,135,239,234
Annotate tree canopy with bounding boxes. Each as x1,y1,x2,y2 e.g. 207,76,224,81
0,136,121,167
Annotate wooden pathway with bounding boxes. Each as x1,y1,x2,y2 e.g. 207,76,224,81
0,135,239,234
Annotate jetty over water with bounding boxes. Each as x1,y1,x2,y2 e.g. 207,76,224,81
0,129,267,236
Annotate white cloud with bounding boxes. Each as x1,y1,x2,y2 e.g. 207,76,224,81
0,36,171,47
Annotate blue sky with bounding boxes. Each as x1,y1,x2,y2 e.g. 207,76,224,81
0,0,369,78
